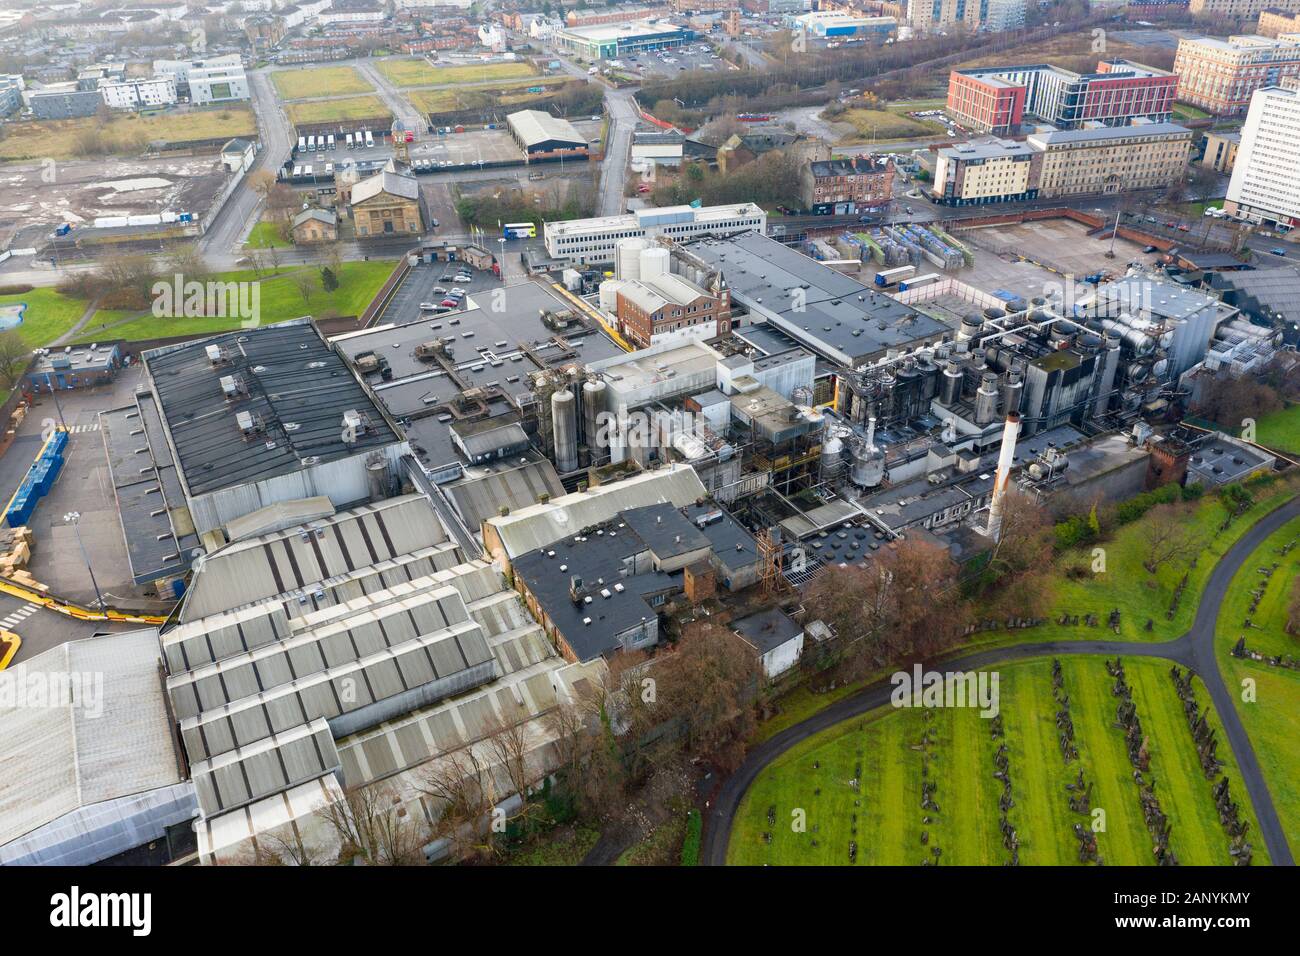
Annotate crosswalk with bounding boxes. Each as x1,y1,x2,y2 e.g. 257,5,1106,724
0,603,38,630
63,422,100,434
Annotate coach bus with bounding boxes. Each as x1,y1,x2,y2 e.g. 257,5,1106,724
503,222,537,239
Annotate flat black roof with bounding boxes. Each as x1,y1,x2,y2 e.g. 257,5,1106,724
732,608,802,654
620,502,710,561
683,502,759,572
144,321,399,498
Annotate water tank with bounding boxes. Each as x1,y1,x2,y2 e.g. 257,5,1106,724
582,378,606,453
974,372,999,425
551,388,578,473
615,237,646,281
598,279,624,313
940,360,963,406
640,246,669,280
849,435,885,488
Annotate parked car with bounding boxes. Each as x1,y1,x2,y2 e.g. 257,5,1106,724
419,302,436,311
1270,247,1288,256
432,286,447,295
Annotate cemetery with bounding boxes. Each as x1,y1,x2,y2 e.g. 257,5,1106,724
727,657,1272,866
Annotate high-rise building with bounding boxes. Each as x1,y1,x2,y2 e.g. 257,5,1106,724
1190,0,1300,18
1173,33,1300,115
1224,80,1300,229
947,60,1177,134
907,0,1025,33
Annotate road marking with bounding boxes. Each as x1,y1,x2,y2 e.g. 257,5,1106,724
0,603,38,628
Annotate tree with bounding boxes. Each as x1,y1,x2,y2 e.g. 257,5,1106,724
293,269,318,305
0,330,30,389
316,782,427,865
320,266,339,292
1142,502,1205,574
248,169,277,199
418,747,500,862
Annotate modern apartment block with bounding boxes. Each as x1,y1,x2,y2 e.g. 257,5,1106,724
98,75,177,110
1173,34,1300,115
1257,8,1300,38
907,0,1025,33
800,156,894,214
1224,80,1300,229
933,121,1192,205
947,60,1177,135
1202,129,1241,172
933,139,1041,206
1190,0,1300,18
1028,122,1193,198
153,54,250,104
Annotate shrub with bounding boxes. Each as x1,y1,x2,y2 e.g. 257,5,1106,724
0,284,33,295
680,810,702,867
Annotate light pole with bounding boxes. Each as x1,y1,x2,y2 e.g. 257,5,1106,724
64,512,104,610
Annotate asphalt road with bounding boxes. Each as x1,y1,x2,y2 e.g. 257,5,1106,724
700,494,1300,867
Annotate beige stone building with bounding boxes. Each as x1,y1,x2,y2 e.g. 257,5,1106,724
1257,8,1300,37
1202,130,1241,172
350,160,424,238
932,139,1040,206
1028,122,1193,198
290,207,338,244
1190,0,1300,18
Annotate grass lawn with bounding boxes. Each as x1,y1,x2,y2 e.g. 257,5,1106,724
505,825,599,866
86,261,396,342
245,220,291,249
837,108,947,143
375,59,536,88
410,77,568,115
728,656,1270,865
977,483,1296,646
0,108,256,161
0,288,88,347
270,66,372,100
286,96,392,126
1174,102,1212,121
1256,403,1300,455
1216,513,1300,853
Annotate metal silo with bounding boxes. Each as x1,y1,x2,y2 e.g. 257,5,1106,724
552,388,578,473
583,378,607,457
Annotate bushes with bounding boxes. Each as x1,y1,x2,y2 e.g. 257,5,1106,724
0,284,33,296
1055,484,1208,553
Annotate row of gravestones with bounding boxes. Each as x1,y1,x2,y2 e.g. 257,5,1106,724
1232,635,1300,671
1169,666,1253,866
990,712,1019,865
1052,659,1100,864
965,616,1046,635
1108,657,1179,866
918,709,942,866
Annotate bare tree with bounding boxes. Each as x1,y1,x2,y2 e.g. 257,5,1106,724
418,748,499,862
316,782,427,866
0,330,30,389
293,269,318,306
1143,502,1205,574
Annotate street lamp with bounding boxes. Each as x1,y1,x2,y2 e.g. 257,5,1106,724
64,512,104,610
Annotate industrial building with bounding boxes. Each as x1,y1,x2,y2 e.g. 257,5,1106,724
681,231,951,369
25,342,121,392
602,238,732,349
102,320,409,584
946,60,1177,134
786,10,896,38
544,203,767,265
506,109,589,160
1173,34,1300,115
554,19,693,58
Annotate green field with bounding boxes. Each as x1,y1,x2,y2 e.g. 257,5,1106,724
75,261,396,342
729,656,1270,866
375,59,536,88
838,107,947,144
286,96,392,126
244,220,292,249
270,66,373,100
0,108,257,161
1215,512,1300,853
1256,404,1300,455
409,76,569,115
0,288,89,347
974,483,1297,647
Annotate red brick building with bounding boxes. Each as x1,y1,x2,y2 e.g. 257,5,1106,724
615,271,731,349
800,155,894,214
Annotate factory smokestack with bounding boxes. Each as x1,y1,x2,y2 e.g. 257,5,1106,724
985,412,1021,541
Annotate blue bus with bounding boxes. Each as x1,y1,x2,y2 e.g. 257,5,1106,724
503,222,537,239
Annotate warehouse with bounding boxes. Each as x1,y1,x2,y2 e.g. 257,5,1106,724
506,109,588,160
545,203,766,264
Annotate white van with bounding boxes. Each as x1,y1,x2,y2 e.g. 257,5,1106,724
365,130,374,148
297,136,305,152
346,132,354,148
327,134,335,150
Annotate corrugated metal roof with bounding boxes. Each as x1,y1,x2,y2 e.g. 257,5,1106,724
507,108,585,149
0,630,183,849
485,464,708,559
444,457,564,531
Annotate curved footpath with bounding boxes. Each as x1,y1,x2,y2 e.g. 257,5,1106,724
701,495,1300,867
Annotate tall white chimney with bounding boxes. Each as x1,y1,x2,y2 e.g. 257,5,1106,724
986,412,1021,541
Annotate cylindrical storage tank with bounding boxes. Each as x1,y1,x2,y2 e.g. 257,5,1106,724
974,372,999,425
582,378,606,454
639,246,669,281
598,278,624,313
1127,362,1150,385
821,428,845,481
849,436,885,488
1000,371,1023,416
792,384,813,407
366,457,391,500
551,388,578,473
940,361,963,406
982,307,1005,320
958,314,983,342
1151,357,1169,380
615,237,646,281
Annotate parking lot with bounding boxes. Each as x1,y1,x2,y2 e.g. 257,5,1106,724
610,42,732,80
371,256,509,327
